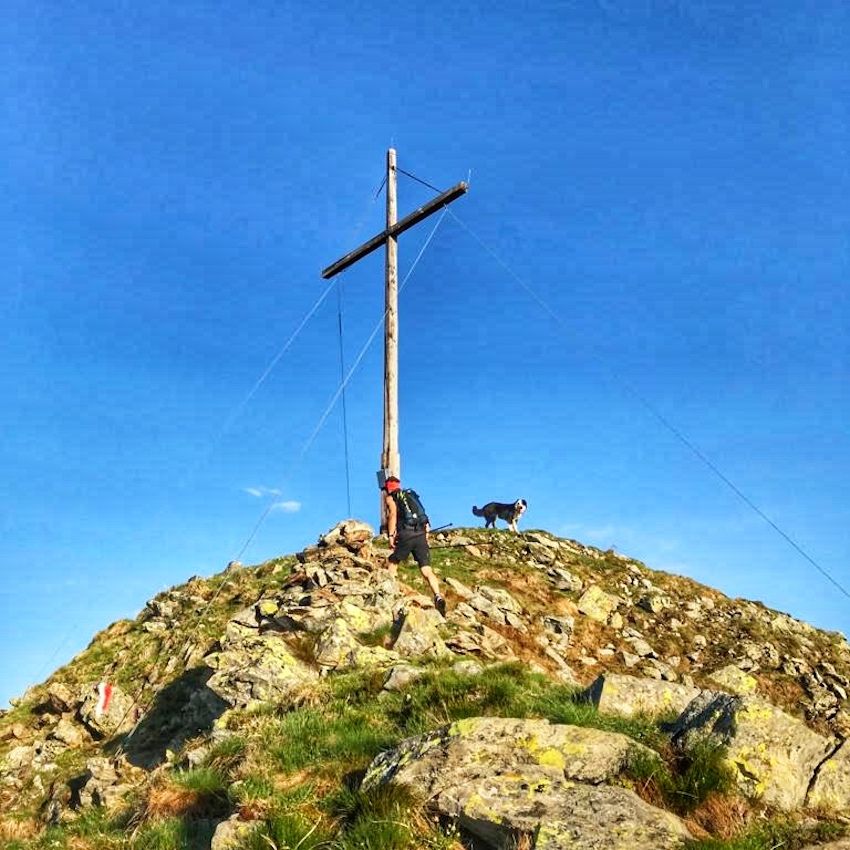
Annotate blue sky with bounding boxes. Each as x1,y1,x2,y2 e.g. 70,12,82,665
2,1,848,707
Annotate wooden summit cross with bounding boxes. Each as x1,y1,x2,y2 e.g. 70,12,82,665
321,149,468,529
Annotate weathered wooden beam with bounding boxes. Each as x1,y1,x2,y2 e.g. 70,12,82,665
321,181,468,279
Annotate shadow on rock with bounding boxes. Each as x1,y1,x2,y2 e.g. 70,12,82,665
107,667,229,769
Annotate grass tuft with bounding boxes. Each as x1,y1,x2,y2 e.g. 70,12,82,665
623,739,735,815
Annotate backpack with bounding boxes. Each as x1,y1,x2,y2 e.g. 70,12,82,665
393,489,429,529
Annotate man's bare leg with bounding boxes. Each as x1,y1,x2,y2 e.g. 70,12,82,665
421,566,441,599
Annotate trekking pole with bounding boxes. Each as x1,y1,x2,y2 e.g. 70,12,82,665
390,523,453,540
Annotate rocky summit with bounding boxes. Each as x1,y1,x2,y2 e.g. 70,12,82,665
2,521,850,849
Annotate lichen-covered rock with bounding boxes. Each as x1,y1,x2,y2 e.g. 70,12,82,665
707,664,759,696
577,585,620,623
313,618,362,669
392,606,451,659
211,816,255,849
363,716,686,849
586,673,701,719
363,716,662,791
443,779,690,850
206,633,317,707
807,739,850,812
672,692,834,810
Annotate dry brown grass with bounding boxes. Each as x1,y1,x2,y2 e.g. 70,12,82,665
684,792,752,839
485,622,556,671
475,566,559,614
752,673,808,719
142,783,206,819
0,816,40,842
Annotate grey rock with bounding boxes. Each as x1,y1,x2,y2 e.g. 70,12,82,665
383,664,425,692
211,817,255,850
586,673,700,719
577,586,620,623
363,717,687,850
672,692,834,810
392,607,451,659
807,739,850,812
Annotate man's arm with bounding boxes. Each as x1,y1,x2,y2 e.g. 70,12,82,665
385,495,398,543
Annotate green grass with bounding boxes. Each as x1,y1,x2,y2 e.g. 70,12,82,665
684,817,846,849
166,766,231,818
244,811,331,850
357,623,395,647
623,738,734,815
266,706,398,775
201,734,247,771
131,817,216,850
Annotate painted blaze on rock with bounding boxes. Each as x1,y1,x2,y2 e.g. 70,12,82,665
363,716,689,849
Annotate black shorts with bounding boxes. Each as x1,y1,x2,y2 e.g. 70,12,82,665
388,527,431,567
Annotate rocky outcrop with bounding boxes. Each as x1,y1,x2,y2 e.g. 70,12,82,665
672,692,835,810
363,716,689,849
392,606,451,658
206,629,317,708
5,520,850,847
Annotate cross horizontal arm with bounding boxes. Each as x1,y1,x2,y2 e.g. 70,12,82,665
321,181,468,279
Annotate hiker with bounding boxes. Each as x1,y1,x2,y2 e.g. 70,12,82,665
383,476,447,616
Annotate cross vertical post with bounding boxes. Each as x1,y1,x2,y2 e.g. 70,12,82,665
382,148,400,530
321,150,468,529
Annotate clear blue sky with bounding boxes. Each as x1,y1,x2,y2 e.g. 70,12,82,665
2,1,848,708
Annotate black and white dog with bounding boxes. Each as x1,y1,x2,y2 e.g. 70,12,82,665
472,499,528,533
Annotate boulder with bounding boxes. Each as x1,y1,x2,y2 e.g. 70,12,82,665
444,780,690,850
75,757,139,810
313,618,362,669
577,586,619,623
382,664,425,692
392,607,451,659
467,586,523,626
206,633,317,707
444,577,474,600
363,716,663,791
318,519,373,554
51,718,87,747
671,692,834,810
78,683,136,737
585,673,701,719
363,716,687,850
39,683,79,715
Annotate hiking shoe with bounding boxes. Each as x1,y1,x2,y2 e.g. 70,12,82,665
435,596,447,617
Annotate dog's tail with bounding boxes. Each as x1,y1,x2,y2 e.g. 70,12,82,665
472,505,485,517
